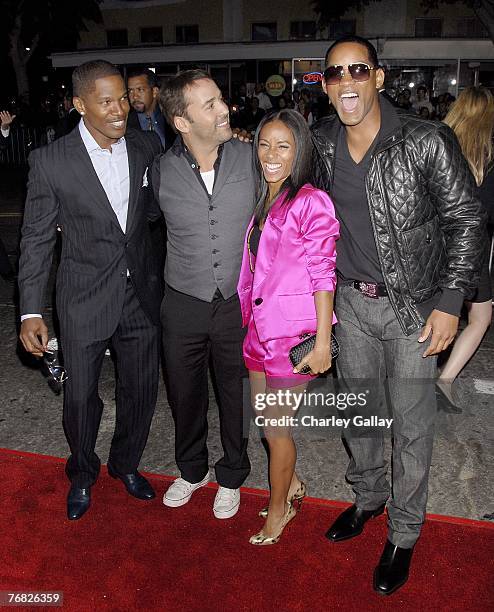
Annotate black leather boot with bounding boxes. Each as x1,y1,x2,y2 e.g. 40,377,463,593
373,539,414,595
325,503,386,542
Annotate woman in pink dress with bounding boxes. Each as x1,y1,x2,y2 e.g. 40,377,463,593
237,109,339,544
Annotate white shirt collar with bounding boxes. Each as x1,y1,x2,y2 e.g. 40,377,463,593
79,118,125,153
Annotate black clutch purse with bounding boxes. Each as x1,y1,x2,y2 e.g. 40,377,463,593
289,332,340,375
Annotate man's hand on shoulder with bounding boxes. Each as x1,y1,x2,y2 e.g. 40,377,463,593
418,309,459,357
232,128,252,143
20,318,49,357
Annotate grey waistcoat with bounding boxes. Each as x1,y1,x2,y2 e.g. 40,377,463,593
158,138,255,301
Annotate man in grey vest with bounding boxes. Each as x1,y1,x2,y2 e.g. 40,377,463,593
152,70,253,518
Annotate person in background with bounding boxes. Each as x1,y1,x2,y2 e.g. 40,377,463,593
419,106,430,120
253,83,273,111
396,93,407,108
300,89,313,114
127,67,173,151
54,91,81,139
402,88,412,108
0,110,15,145
412,84,433,116
292,90,301,112
436,86,493,409
282,90,295,109
234,83,249,113
297,98,314,126
127,67,171,291
244,96,265,132
238,109,339,545
436,93,456,121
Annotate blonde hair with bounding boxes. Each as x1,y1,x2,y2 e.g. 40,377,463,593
444,86,494,186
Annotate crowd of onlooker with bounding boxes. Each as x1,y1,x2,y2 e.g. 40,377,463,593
0,77,464,148
227,84,322,131
394,85,456,120
227,81,457,131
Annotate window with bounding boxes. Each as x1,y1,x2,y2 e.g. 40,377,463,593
140,27,163,45
415,18,442,38
251,22,277,41
290,21,316,40
106,29,128,47
328,20,356,39
457,18,488,38
176,25,199,44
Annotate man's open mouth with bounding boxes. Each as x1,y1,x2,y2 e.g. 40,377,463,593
340,92,359,112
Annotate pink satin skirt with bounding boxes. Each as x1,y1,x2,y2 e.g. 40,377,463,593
243,315,315,389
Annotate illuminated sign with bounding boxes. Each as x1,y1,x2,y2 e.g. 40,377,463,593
303,72,323,85
265,74,286,96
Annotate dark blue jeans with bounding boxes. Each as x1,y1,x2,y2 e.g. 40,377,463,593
335,285,437,548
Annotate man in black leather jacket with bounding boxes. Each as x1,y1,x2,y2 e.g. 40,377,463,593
312,36,486,596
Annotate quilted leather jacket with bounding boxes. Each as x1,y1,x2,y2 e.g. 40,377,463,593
311,99,487,335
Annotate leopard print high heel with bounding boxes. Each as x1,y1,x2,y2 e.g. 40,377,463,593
249,502,297,546
258,481,306,518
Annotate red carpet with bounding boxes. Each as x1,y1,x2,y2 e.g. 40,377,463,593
1,448,493,612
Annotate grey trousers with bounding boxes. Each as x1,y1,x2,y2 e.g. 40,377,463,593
335,285,437,548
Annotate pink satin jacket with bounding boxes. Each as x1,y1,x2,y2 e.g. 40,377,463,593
237,184,339,342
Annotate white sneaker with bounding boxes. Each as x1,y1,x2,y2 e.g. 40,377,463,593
162,472,210,507
213,486,240,519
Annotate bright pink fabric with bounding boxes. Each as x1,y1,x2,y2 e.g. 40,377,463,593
237,184,339,343
243,315,314,388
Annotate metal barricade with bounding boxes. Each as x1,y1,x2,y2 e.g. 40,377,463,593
0,126,49,167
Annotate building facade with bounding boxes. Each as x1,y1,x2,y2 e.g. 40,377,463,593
50,0,494,98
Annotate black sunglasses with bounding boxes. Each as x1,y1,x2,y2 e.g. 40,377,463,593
42,350,68,394
323,63,376,85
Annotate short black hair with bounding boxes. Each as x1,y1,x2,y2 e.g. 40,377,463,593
72,60,122,97
126,67,159,89
159,69,211,128
325,35,379,67
252,109,312,224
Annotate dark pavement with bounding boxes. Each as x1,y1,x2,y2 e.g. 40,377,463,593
0,165,492,524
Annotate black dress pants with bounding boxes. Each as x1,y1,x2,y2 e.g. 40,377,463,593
62,280,160,488
162,285,250,489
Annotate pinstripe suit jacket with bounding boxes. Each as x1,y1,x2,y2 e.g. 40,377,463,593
18,127,163,341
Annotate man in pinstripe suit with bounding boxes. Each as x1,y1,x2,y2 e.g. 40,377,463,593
18,61,163,521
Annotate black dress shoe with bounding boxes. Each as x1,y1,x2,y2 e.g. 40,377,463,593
373,539,414,596
107,465,155,500
325,503,386,542
67,486,91,520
